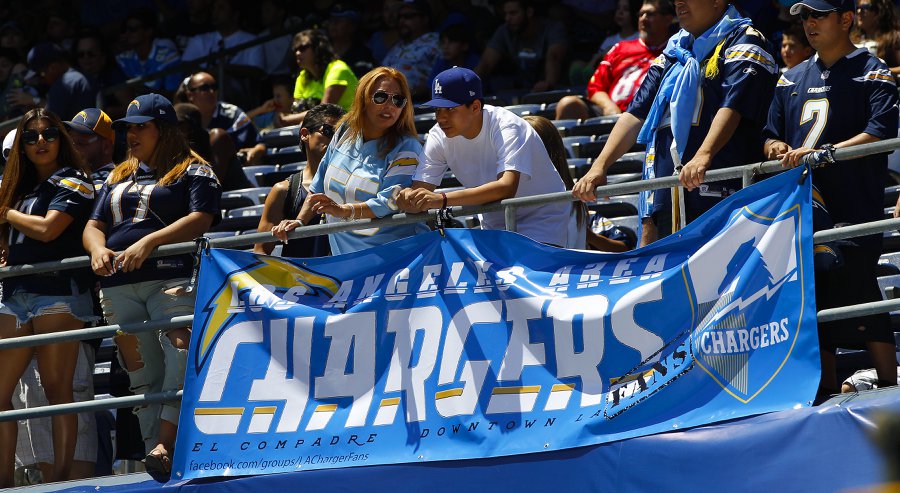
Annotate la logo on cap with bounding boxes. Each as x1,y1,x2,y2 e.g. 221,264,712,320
434,80,443,95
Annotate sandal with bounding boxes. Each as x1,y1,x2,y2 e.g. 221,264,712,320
144,449,172,475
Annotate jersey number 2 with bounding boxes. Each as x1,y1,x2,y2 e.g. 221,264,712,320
800,99,829,149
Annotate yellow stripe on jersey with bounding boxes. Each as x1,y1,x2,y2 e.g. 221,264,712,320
58,177,95,199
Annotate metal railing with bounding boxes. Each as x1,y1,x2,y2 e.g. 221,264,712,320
1,138,900,422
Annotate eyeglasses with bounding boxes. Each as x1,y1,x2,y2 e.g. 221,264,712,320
294,43,312,52
798,9,834,20
371,90,407,108
316,123,335,138
188,83,216,93
857,4,877,12
21,127,60,145
77,50,99,58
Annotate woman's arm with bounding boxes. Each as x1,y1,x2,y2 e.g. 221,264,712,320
115,211,215,272
83,219,117,276
2,209,74,242
254,181,289,255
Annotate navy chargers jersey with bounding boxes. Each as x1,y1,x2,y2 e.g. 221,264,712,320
209,101,260,150
91,162,222,287
763,49,898,248
6,167,95,295
629,25,778,219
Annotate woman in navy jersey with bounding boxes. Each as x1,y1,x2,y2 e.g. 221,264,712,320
83,94,221,474
0,108,97,487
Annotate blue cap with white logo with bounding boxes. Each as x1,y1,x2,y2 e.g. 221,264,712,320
789,0,854,15
423,67,483,108
112,93,177,129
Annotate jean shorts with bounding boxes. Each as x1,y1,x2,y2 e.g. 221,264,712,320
0,280,98,328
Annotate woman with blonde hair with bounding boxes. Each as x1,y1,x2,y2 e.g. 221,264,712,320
82,94,222,474
0,108,97,486
273,66,427,253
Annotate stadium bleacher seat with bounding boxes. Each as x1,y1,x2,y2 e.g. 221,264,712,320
605,172,642,184
521,89,577,105
220,187,270,211
483,95,509,107
567,115,620,137
260,125,300,148
258,161,306,187
213,204,265,232
553,119,580,136
242,165,277,187
415,113,437,134
504,104,544,117
265,145,305,165
589,197,640,218
570,135,609,159
884,184,900,207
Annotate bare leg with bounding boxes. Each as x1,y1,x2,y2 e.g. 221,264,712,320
32,313,83,483
867,340,898,387
639,218,657,247
555,95,591,121
0,315,35,488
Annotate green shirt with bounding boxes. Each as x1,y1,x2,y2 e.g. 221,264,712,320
293,59,358,110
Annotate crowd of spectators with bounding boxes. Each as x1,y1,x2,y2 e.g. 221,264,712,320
0,0,898,487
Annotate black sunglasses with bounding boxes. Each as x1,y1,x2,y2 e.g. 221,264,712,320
294,43,313,52
316,123,335,138
21,127,60,145
798,9,834,20
371,90,407,108
857,4,877,12
77,50,98,58
189,82,216,93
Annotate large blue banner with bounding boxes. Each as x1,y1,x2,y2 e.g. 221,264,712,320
172,167,819,480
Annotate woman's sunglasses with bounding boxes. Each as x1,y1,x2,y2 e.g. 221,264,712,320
857,4,877,12
21,127,60,145
371,90,407,108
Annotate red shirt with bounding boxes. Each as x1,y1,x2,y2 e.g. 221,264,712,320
587,38,664,112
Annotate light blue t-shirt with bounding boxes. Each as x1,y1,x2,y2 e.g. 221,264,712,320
310,130,427,255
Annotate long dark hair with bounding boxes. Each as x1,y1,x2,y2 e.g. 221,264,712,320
293,29,336,80
0,108,85,211
523,115,587,231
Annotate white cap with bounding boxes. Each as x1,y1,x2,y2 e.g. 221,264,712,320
2,129,16,161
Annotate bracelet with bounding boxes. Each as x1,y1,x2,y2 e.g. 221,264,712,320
347,203,356,221
441,192,448,209
295,218,305,227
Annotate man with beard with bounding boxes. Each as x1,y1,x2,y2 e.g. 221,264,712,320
381,0,440,99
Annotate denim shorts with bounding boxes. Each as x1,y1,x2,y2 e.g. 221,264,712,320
0,281,98,328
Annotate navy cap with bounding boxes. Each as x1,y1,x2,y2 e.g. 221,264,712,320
65,108,115,142
25,42,64,80
423,67,483,108
113,94,177,129
331,3,361,20
790,0,854,15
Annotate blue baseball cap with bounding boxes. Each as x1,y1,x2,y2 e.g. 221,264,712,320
789,0,854,15
423,67,483,108
65,108,115,142
113,94,177,129
25,42,65,80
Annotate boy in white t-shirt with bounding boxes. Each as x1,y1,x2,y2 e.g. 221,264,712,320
397,67,573,247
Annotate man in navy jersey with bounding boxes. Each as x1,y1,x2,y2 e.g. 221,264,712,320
763,0,899,396
572,0,778,245
64,108,116,188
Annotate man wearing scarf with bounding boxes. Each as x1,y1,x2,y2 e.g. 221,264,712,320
573,0,778,245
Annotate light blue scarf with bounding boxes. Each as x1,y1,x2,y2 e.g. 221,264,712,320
637,5,751,160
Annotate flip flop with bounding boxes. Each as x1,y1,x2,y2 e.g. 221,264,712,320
144,449,172,475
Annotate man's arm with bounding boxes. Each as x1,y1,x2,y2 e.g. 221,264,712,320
400,172,520,212
534,42,567,92
475,47,502,78
679,107,742,190
780,132,883,168
571,112,643,201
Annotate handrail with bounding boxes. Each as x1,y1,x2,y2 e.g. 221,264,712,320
1,137,898,279
0,138,899,423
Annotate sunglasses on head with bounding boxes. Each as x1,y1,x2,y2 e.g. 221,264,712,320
371,90,407,108
189,82,216,93
799,8,834,20
21,127,60,145
316,123,335,138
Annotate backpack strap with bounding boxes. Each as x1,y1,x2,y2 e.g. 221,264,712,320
284,172,304,219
